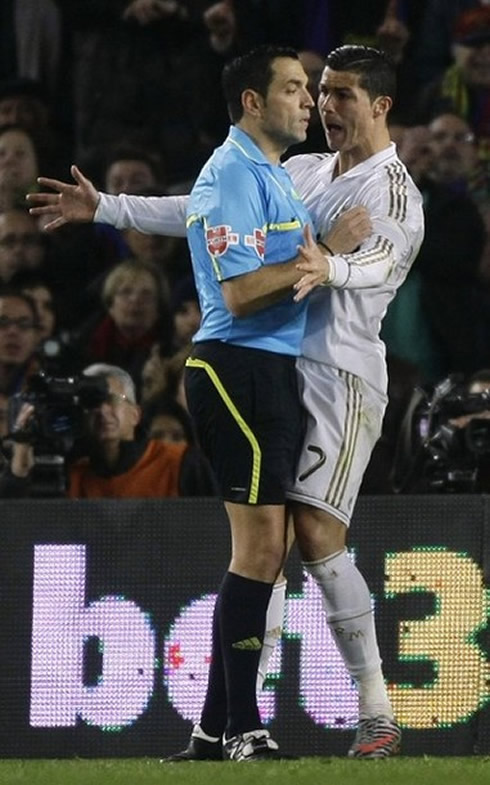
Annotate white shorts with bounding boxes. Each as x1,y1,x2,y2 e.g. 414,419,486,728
287,358,388,526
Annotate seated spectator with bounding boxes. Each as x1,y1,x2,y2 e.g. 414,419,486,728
141,340,191,411
74,259,173,394
17,273,55,343
410,0,483,88
15,271,74,374
416,6,490,159
0,363,218,498
383,116,486,382
0,287,40,397
140,341,169,404
0,207,46,283
121,196,187,288
170,275,201,352
0,0,63,100
91,148,188,290
426,110,489,210
0,77,71,176
103,145,165,196
143,394,196,446
0,124,40,210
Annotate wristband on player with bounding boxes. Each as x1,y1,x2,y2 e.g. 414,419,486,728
318,241,335,255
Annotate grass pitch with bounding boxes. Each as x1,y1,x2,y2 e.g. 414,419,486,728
0,757,489,785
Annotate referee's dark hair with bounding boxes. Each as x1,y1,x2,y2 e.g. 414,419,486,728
326,45,397,102
222,45,299,124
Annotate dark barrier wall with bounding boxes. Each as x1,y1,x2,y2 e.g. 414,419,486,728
0,496,489,758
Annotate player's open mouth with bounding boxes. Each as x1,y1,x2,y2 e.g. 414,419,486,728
326,123,343,133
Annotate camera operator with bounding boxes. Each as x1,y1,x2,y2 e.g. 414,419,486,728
0,363,218,498
444,369,490,492
393,369,490,494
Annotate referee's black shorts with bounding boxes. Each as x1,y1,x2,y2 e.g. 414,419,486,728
185,340,304,505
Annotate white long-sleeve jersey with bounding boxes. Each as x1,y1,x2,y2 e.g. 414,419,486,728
95,142,424,394
285,144,424,393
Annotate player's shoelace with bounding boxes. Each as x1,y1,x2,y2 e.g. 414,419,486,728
348,716,401,758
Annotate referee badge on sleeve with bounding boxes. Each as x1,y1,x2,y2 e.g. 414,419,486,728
245,228,266,259
206,225,239,256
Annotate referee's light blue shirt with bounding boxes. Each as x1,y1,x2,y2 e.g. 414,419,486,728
187,126,312,356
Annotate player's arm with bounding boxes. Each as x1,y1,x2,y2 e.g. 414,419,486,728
211,157,371,316
294,206,423,300
222,209,371,316
26,164,189,236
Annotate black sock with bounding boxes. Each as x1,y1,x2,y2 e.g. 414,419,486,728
199,590,227,738
219,571,273,738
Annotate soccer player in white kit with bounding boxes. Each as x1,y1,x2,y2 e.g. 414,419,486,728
28,45,424,758
284,45,424,757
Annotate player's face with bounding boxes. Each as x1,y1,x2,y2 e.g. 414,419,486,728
317,67,379,155
260,57,314,149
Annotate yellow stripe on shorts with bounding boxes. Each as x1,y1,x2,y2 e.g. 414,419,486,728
185,357,261,503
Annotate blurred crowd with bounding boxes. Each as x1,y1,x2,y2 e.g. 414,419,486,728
1,0,490,496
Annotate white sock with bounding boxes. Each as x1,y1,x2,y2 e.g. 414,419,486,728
303,549,393,719
256,580,286,691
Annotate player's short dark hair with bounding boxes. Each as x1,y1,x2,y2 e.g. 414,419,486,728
222,45,299,123
325,45,396,102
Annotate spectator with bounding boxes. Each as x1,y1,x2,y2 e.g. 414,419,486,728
0,288,40,396
0,207,46,283
14,271,75,375
383,113,486,382
170,275,201,351
0,76,71,175
121,198,188,288
141,341,191,410
0,124,40,210
427,111,481,191
74,259,173,393
92,149,182,289
374,0,427,123
416,6,490,157
140,341,169,404
103,145,164,196
143,393,196,445
66,0,215,188
0,362,218,497
0,0,62,98
411,0,486,87
395,123,434,182
17,274,56,342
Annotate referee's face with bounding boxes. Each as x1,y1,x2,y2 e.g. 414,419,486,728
258,57,314,152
